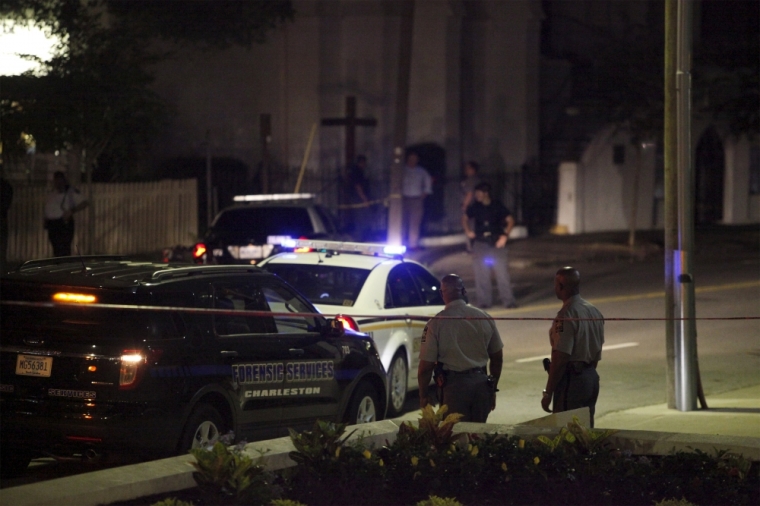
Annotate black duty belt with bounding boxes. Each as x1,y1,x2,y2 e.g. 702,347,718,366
567,361,594,374
446,367,486,375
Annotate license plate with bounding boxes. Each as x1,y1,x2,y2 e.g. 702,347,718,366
238,245,264,259
16,354,53,377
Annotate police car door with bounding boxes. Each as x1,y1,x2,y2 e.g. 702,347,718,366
260,279,343,425
383,265,425,377
211,281,284,437
404,263,446,386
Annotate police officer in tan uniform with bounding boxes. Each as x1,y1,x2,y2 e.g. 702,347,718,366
418,274,503,422
541,267,604,427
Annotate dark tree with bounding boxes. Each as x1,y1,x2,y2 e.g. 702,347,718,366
0,0,294,180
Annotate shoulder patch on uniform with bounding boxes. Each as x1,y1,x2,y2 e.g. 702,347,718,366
554,318,564,333
421,324,428,343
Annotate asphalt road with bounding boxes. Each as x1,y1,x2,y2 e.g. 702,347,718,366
396,233,760,426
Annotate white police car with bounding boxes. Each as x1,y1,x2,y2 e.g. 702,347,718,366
259,240,445,416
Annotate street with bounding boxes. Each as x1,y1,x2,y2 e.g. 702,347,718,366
400,239,760,426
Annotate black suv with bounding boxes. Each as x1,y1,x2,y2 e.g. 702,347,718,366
174,195,345,265
0,257,387,476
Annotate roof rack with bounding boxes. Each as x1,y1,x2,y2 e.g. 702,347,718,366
151,264,263,281
233,193,315,202
291,239,406,257
17,255,127,271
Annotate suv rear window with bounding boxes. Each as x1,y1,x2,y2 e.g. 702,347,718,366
212,207,314,243
1,305,181,343
265,264,370,307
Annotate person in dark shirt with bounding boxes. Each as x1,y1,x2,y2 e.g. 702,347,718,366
462,182,518,309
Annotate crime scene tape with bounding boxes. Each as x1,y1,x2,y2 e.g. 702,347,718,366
2,300,758,322
337,193,402,209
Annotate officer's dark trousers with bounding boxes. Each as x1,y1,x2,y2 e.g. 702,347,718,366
47,218,75,257
554,366,600,427
442,372,491,423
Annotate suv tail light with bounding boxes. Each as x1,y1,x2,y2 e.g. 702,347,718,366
193,243,207,260
335,314,359,332
119,351,145,389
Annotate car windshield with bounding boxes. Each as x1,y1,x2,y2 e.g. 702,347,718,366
211,206,313,243
264,264,370,307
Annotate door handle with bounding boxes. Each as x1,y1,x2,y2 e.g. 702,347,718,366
289,348,305,356
220,350,238,357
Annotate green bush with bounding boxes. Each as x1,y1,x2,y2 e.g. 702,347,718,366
189,431,280,505
280,408,758,506
126,408,758,506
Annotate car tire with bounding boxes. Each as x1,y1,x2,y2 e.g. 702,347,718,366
387,351,408,417
0,449,32,478
346,382,380,425
178,403,226,453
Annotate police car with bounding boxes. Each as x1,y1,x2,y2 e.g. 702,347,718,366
170,193,346,264
259,240,445,416
0,257,387,476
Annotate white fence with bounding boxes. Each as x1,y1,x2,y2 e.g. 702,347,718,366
6,179,198,262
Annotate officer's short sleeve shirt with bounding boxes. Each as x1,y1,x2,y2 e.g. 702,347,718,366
549,295,604,362
420,299,503,371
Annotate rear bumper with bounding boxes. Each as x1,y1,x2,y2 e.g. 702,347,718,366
0,398,182,458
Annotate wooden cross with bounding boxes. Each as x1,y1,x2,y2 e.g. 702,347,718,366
321,96,377,171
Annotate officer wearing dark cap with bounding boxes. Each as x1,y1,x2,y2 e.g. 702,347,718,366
418,274,504,422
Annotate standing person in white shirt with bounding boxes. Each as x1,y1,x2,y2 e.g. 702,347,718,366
44,171,88,257
401,151,432,250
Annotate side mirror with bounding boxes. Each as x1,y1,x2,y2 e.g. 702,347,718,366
326,318,345,336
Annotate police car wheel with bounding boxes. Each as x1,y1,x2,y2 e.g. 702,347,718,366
346,382,379,425
387,352,408,416
179,403,225,452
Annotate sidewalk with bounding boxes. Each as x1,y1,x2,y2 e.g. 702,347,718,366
595,384,760,438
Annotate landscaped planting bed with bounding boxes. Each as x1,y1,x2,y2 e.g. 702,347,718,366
112,407,759,506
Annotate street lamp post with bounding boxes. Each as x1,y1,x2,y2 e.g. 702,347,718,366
665,0,698,412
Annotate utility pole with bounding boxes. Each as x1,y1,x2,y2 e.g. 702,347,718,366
387,0,415,246
260,114,271,194
664,0,699,411
205,130,213,232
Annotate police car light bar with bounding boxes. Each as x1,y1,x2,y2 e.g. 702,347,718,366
233,193,315,202
292,239,406,257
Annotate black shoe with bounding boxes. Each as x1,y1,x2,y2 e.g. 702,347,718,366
505,302,519,309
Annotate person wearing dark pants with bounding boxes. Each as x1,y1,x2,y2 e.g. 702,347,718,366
44,171,88,257
463,182,517,309
418,274,503,422
541,267,605,427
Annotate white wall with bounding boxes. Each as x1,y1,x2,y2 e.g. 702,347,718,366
558,125,758,234
576,127,657,233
